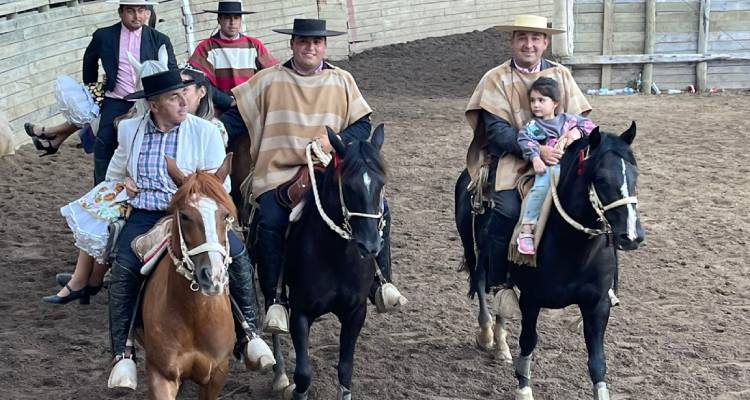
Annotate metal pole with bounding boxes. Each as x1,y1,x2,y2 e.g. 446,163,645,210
181,0,197,55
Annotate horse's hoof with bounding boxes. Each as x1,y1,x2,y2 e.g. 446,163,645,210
282,384,309,400
515,386,534,400
337,384,352,400
495,343,513,364
272,373,290,392
107,358,137,390
263,304,290,335
475,328,495,351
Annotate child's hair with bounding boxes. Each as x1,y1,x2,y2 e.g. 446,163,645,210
529,77,561,103
180,66,215,120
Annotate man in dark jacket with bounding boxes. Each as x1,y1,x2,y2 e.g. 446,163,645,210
82,0,176,184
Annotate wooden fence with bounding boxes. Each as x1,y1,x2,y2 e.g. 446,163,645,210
552,0,750,92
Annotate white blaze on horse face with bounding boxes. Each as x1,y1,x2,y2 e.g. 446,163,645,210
192,197,227,284
620,159,638,240
363,171,372,194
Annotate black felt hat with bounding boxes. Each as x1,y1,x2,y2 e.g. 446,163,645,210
124,70,194,100
272,19,345,37
204,0,255,15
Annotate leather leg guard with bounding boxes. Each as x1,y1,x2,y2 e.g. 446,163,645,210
255,226,289,334
107,263,141,390
373,210,407,313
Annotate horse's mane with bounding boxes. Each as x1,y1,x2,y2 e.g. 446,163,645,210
168,171,237,217
339,139,388,181
561,131,636,185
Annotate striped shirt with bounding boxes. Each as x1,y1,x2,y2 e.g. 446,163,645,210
130,118,179,211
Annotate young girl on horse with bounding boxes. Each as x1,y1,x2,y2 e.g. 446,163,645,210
516,77,596,255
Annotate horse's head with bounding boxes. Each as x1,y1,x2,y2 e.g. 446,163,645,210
166,154,237,296
327,124,387,257
583,122,645,250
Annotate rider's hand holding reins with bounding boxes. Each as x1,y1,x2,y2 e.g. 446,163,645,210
531,156,547,175
124,177,139,197
539,145,563,166
312,133,333,153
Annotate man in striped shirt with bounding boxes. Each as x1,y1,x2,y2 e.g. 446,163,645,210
188,0,277,113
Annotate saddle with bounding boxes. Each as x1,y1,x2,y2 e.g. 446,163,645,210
275,165,325,210
132,216,173,276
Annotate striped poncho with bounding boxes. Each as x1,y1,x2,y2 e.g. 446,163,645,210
232,62,373,197
188,33,278,95
465,59,591,191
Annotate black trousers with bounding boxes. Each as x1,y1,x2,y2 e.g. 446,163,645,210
94,97,134,185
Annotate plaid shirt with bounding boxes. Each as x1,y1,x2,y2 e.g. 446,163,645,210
129,117,179,211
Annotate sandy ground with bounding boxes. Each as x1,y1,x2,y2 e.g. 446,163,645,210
1,29,749,399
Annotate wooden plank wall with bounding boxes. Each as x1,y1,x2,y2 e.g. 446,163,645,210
347,0,554,53
570,0,750,90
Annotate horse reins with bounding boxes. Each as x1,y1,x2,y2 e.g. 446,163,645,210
549,148,638,237
306,141,384,241
169,211,233,291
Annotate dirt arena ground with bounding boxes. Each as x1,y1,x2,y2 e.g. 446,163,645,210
1,29,748,399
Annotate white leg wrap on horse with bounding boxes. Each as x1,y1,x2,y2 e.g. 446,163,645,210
272,372,290,392
496,288,521,320
337,385,352,400
594,382,610,400
515,386,534,400
515,353,533,381
107,358,137,390
375,283,408,313
494,319,513,363
263,304,290,334
476,319,495,351
245,336,276,371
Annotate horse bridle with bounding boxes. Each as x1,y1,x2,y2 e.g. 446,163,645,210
549,149,638,237
307,142,385,241
169,210,233,291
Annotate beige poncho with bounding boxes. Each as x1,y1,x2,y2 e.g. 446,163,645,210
233,63,372,197
465,60,591,191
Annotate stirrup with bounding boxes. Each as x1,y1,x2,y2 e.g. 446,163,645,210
375,283,407,313
495,287,521,320
243,334,276,371
262,304,289,334
107,355,137,390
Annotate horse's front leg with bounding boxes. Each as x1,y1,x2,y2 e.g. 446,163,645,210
476,279,495,351
198,359,229,400
284,312,312,400
514,302,540,400
494,315,513,363
581,300,612,400
336,304,367,400
271,333,290,392
147,363,180,400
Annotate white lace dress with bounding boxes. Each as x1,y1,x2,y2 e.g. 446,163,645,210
60,181,129,262
54,75,100,127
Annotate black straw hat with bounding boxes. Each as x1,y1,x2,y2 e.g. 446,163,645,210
124,70,194,100
272,19,345,37
204,0,255,15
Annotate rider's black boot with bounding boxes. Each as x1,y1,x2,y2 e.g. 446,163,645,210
107,263,141,389
228,248,275,370
255,226,288,334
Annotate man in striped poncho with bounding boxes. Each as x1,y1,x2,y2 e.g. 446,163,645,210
188,0,277,113
233,19,406,335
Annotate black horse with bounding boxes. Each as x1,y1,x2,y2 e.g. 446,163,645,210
270,125,387,400
455,123,644,400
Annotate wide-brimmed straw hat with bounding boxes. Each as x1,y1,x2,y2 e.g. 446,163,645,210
124,70,194,100
204,0,255,15
272,19,345,37
494,15,565,35
107,0,158,6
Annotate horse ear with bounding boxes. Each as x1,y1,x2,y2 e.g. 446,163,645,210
589,126,601,149
165,156,186,187
157,45,168,69
127,51,142,76
620,121,636,145
327,126,346,156
370,123,385,151
214,152,233,183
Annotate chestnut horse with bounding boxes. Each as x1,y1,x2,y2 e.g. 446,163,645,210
140,154,237,399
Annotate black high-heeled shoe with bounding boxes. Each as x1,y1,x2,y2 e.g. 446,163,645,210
42,284,90,305
56,273,103,296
